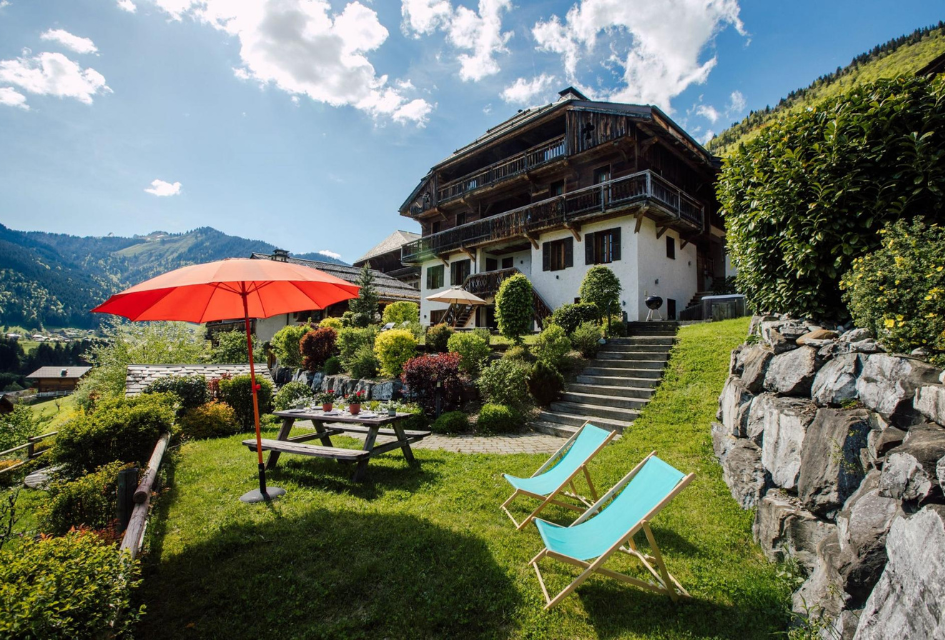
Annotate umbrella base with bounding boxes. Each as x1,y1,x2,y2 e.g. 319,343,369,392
240,487,286,503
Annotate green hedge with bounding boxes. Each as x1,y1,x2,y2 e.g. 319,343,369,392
218,375,274,431
39,460,132,536
495,274,533,343
476,403,523,435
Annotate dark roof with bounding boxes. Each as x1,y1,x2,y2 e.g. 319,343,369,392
353,230,421,265
249,253,419,303
917,51,945,77
26,366,91,380
125,364,275,397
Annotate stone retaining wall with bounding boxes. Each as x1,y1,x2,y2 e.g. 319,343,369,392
713,314,945,639
271,365,404,401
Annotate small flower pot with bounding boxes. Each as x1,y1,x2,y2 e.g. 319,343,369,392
348,403,361,416
387,407,397,417
322,403,333,412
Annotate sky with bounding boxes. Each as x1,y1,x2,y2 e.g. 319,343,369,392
0,1,941,263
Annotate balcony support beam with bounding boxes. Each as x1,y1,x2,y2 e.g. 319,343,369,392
564,222,582,242
634,213,645,234
655,225,669,240
524,232,540,250
459,246,476,263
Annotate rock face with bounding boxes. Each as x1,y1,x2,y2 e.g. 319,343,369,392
856,355,940,425
915,384,945,426
720,438,767,509
811,354,863,406
765,346,820,396
761,398,817,489
793,532,847,620
745,393,774,445
879,423,945,504
797,329,839,345
798,409,871,516
719,376,753,437
754,489,836,573
739,346,774,393
852,505,945,640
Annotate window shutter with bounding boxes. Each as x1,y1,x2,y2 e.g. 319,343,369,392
564,237,573,268
450,262,458,286
612,228,621,261
427,267,433,290
585,232,595,265
542,242,550,271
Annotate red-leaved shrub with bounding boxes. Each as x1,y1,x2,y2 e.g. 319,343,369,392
300,327,338,372
401,352,464,414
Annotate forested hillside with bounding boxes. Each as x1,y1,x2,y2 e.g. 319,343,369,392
707,22,945,155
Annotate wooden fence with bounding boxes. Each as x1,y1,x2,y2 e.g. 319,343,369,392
119,433,171,560
0,431,58,475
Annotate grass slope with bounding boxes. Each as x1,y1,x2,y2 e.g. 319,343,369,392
137,318,791,639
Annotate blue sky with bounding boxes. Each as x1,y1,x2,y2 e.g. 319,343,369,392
0,0,941,263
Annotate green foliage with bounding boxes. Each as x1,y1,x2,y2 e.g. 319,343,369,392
476,403,523,435
446,332,491,375
531,324,571,370
178,401,238,440
273,381,315,411
299,327,337,372
39,460,132,536
0,530,142,638
425,323,453,353
502,344,530,362
549,302,599,335
580,266,622,322
143,375,208,415
841,217,945,364
54,393,175,474
476,358,531,412
0,405,50,453
348,263,379,324
430,411,469,434
382,301,419,325
527,360,564,407
270,324,312,369
373,329,418,378
337,326,378,372
209,329,262,365
318,317,343,330
323,356,342,375
495,273,533,343
571,321,603,358
348,345,379,379
718,76,945,320
218,374,274,431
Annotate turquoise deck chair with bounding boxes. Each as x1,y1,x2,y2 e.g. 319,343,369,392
529,452,694,609
501,422,616,530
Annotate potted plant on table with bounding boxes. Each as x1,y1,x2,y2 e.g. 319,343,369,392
345,390,364,415
316,390,336,412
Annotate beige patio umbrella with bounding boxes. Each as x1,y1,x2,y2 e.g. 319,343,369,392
425,287,487,305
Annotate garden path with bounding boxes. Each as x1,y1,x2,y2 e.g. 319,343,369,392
316,423,565,454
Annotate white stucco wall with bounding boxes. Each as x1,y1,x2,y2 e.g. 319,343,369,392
419,259,450,325
256,314,296,345
633,217,698,320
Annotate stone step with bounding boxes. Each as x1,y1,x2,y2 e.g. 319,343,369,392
597,351,670,361
601,343,675,352
536,410,629,431
531,420,578,439
575,375,660,388
626,330,678,338
627,321,679,329
607,336,677,346
560,391,649,410
581,366,664,379
549,401,640,423
590,358,666,370
567,383,656,397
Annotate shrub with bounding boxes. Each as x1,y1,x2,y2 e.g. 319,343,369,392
0,460,19,487
718,76,945,320
549,302,599,335
580,266,622,324
209,329,263,364
0,530,142,638
495,273,533,343
531,324,571,370
571,321,603,358
179,401,239,440
502,345,529,362
39,460,132,536
608,317,627,338
271,324,312,368
527,361,564,407
403,321,425,342
0,405,50,453
476,403,523,435
142,375,208,415
349,344,379,379
447,332,491,375
382,301,420,325
425,323,453,353
337,326,378,370
323,355,342,375
218,374,274,431
841,217,945,364
54,393,175,474
431,411,469,434
471,327,492,343
319,317,343,330
401,352,464,414
348,263,380,324
273,381,314,411
476,359,531,411
300,327,337,372
374,329,418,377
395,402,429,431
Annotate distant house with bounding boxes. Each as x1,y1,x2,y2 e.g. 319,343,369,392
125,364,275,396
0,394,15,414
25,366,92,395
352,230,421,290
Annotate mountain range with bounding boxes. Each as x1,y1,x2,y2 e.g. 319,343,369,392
0,224,346,330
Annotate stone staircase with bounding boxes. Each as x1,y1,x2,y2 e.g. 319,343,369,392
531,321,679,438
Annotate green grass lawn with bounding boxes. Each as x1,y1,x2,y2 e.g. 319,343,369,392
28,395,78,431
136,318,792,639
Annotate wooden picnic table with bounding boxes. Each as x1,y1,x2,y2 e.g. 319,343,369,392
242,409,431,482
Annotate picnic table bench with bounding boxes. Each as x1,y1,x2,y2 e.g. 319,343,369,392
242,409,431,482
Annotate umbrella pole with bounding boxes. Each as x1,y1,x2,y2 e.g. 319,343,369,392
239,291,285,504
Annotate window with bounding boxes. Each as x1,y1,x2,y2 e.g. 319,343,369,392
550,180,564,196
584,227,621,265
451,259,470,286
593,166,611,185
430,309,446,325
426,264,444,290
501,256,514,270
666,236,676,260
456,212,467,226
543,237,573,272
485,257,498,272
431,221,441,234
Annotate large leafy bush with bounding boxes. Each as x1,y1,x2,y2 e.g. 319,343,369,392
571,321,603,358
270,324,312,369
300,327,337,372
218,374,274,430
431,411,469,434
579,266,621,325
447,332,491,375
495,273,533,343
549,302,599,335
337,327,378,371
143,375,207,415
401,352,463,414
39,460,132,536
382,301,419,325
476,359,531,412
527,361,564,407
209,329,263,364
476,403,523,435
425,323,453,353
178,401,238,440
349,345,379,379
273,381,314,411
531,324,571,370
718,76,945,319
374,329,418,378
841,217,945,364
0,405,50,453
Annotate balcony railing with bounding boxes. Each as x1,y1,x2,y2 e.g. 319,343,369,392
403,170,704,264
437,136,567,204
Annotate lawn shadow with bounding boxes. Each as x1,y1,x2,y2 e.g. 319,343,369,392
137,509,520,640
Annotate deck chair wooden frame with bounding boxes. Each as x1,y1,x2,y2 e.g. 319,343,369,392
529,451,695,610
501,422,617,531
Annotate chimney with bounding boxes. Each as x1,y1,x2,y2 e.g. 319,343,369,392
60,369,68,377
272,249,290,262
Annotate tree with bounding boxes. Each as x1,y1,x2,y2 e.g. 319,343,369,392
495,273,533,344
348,263,379,326
580,266,621,332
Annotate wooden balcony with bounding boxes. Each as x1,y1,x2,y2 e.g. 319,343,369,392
436,136,567,204
402,170,703,264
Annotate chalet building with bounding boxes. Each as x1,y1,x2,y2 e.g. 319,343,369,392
25,366,91,395
352,230,421,289
399,87,729,327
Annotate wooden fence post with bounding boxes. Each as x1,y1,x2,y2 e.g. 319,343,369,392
117,467,139,532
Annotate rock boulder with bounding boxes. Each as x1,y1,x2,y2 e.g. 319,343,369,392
856,355,940,426
879,423,945,504
811,354,863,406
740,345,774,394
797,329,839,345
765,346,821,397
792,532,847,623
762,398,818,489
914,384,945,426
798,409,871,517
720,438,768,509
718,376,753,437
754,489,837,573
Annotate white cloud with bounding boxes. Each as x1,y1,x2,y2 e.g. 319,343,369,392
695,103,719,123
0,51,110,104
144,179,182,196
700,129,714,145
501,74,556,105
0,86,28,109
727,89,745,115
40,29,98,55
532,0,745,112
402,0,512,82
317,249,342,260
150,0,432,125
0,1,10,8
117,0,137,13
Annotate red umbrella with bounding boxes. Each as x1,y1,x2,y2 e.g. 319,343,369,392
92,258,359,503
